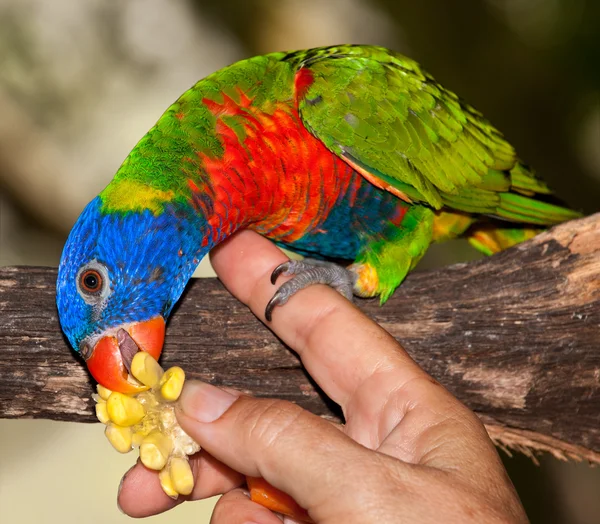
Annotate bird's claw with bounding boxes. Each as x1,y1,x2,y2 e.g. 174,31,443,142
270,261,292,285
265,259,355,321
265,291,286,322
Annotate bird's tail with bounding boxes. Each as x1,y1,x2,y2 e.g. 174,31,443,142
467,163,582,254
494,163,582,225
433,163,582,255
432,212,546,256
494,192,582,225
467,225,541,256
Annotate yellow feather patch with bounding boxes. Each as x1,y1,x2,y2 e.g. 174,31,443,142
100,180,175,215
349,262,379,298
432,210,475,242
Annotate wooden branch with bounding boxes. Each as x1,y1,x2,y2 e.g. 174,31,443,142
1,214,599,464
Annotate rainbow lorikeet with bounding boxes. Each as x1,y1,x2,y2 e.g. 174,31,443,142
57,44,580,394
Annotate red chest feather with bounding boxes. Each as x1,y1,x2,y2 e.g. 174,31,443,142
198,92,357,244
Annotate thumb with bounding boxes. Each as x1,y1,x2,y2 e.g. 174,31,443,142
176,381,374,517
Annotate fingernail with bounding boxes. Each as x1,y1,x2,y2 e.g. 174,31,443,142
179,381,238,423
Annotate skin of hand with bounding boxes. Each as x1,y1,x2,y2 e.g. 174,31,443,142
117,230,528,524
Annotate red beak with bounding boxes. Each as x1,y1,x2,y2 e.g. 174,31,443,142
85,316,165,393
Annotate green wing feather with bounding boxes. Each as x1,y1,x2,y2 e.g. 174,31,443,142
291,45,580,225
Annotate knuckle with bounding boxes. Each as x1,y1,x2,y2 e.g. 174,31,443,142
235,398,307,460
210,493,234,523
295,301,343,351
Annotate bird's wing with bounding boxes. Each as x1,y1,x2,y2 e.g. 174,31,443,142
295,47,519,213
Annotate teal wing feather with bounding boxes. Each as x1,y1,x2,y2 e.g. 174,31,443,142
291,45,580,224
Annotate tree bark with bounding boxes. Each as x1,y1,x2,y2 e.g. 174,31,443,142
1,214,599,463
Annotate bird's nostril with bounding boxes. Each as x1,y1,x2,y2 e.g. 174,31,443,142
80,341,93,360
117,329,140,373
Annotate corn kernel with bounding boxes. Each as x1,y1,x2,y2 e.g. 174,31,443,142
95,401,110,424
160,367,185,401
132,432,145,448
97,384,113,401
131,351,164,388
106,392,145,426
159,468,178,498
169,457,194,495
105,424,132,453
93,359,201,501
140,432,173,470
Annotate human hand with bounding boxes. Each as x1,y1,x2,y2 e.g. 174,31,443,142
118,229,528,523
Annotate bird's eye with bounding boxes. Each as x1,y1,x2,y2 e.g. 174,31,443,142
80,270,102,293
76,261,110,304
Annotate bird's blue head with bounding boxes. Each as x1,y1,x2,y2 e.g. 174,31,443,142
56,196,209,392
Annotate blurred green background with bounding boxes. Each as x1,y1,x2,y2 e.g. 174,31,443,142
1,0,598,522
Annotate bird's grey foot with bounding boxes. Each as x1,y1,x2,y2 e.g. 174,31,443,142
265,259,356,321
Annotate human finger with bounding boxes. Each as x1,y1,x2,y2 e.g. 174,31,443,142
210,230,440,447
210,488,283,524
176,380,393,519
117,451,244,517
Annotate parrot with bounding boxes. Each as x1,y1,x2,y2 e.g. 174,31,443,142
56,44,580,392
55,46,580,513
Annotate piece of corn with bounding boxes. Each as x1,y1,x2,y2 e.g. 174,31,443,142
131,351,164,388
169,457,194,496
106,392,146,426
140,432,173,471
160,366,185,401
132,431,145,448
97,384,113,401
93,353,200,500
159,467,178,498
105,424,132,453
95,401,110,424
